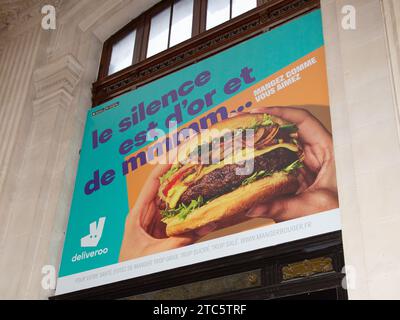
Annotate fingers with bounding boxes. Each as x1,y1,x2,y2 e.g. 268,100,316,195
251,106,312,128
246,204,271,218
298,166,317,190
150,163,173,179
148,209,168,239
308,159,338,193
228,110,245,118
266,193,317,221
252,106,310,126
195,223,218,237
140,202,158,232
159,235,196,250
131,163,171,219
246,189,338,222
296,168,311,193
250,106,332,146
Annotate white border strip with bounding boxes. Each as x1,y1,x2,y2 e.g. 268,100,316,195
56,209,341,295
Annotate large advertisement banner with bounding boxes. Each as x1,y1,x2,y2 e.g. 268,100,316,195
56,10,340,295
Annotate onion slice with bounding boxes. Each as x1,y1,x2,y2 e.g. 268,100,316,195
253,125,280,149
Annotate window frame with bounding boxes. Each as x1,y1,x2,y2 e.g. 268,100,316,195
98,0,196,79
98,15,145,79
94,0,320,106
144,0,198,59
96,0,263,81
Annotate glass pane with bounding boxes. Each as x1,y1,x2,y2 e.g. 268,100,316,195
108,30,136,75
147,7,172,58
206,0,230,30
232,0,257,18
170,0,194,47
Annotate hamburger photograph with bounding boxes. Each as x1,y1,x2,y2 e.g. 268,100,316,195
158,113,304,237
119,106,339,263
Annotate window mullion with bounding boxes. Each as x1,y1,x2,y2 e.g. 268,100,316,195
199,0,208,33
192,0,202,36
139,15,151,61
133,17,144,64
167,2,174,48
98,40,112,79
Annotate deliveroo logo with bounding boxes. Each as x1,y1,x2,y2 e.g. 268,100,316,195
72,217,109,263
81,217,106,248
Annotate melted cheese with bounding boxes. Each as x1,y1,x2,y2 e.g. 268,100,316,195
167,185,188,209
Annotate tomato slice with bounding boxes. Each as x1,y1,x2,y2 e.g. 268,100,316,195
162,166,195,197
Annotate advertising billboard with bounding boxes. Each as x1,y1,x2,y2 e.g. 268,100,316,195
56,10,340,295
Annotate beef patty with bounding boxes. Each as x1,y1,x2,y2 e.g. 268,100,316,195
179,148,298,206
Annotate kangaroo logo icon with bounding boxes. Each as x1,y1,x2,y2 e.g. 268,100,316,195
81,217,106,248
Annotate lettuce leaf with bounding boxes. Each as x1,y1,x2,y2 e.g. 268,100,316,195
161,196,204,220
283,160,303,173
160,164,179,184
161,160,303,220
279,123,298,133
241,159,303,187
248,114,275,131
242,170,273,186
261,114,274,126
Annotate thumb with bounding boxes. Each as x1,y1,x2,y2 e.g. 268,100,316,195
160,235,196,250
246,189,338,222
266,193,316,222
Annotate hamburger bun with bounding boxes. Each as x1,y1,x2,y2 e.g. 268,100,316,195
164,172,299,236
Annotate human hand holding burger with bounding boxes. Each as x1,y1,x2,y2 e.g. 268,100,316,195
157,111,306,236
246,107,338,221
119,164,197,262
119,106,339,261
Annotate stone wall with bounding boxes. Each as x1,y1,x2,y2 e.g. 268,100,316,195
0,0,159,299
0,0,398,299
322,0,400,299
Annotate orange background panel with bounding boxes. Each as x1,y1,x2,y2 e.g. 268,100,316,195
126,47,331,215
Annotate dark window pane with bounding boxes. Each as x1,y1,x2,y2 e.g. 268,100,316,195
170,0,194,47
147,6,172,58
206,0,230,30
108,30,136,75
232,0,257,18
